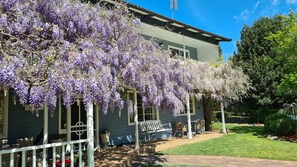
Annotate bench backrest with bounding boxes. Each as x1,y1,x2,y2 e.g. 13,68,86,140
139,121,147,132
146,120,163,131
138,120,163,132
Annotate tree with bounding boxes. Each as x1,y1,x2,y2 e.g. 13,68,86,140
232,15,289,110
212,62,251,132
0,0,251,135
267,11,297,98
183,60,251,131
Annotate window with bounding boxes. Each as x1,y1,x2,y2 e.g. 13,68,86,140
168,45,190,59
127,91,158,125
0,90,8,138
179,96,195,116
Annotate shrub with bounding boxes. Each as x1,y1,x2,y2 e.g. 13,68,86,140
216,111,231,119
264,113,288,134
264,113,297,136
276,118,297,136
250,109,278,123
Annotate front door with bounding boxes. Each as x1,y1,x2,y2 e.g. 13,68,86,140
71,101,87,140
70,100,97,141
59,97,97,141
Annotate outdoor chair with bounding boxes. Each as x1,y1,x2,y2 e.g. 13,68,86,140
195,119,205,133
0,139,9,149
17,137,34,147
173,122,187,137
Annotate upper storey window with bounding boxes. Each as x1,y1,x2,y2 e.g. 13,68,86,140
168,45,190,59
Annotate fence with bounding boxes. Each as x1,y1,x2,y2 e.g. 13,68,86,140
0,139,88,167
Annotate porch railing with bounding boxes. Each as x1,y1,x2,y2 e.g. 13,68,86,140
0,139,88,167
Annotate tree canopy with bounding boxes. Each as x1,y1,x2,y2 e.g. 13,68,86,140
231,15,291,109
267,11,297,98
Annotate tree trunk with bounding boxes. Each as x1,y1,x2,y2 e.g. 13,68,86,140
202,95,213,131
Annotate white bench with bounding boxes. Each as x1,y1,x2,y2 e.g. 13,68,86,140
139,120,172,141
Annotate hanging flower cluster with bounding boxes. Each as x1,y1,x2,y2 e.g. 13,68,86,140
185,59,252,103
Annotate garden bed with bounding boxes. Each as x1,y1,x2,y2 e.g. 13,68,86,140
277,134,297,142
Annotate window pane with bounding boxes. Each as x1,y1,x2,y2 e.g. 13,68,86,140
180,51,184,57
127,91,157,124
181,97,194,115
137,94,144,121
169,47,190,59
170,48,179,57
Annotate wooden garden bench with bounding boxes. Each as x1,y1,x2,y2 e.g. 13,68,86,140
138,120,172,141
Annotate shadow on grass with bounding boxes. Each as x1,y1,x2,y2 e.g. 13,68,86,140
229,126,264,136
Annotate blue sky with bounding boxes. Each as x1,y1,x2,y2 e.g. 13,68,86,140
125,0,297,61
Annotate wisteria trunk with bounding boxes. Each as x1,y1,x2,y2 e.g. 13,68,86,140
202,95,213,131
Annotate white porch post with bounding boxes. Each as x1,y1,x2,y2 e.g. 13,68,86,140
87,102,94,166
134,91,140,150
67,107,71,141
220,100,227,134
43,102,48,167
95,105,100,147
43,102,48,144
186,93,193,139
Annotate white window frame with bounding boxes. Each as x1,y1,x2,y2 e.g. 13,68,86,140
168,45,190,59
0,90,8,139
178,96,195,116
127,90,159,126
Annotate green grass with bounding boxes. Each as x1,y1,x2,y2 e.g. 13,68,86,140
211,122,244,131
162,124,297,161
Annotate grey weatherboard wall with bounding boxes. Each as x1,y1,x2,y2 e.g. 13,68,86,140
6,91,204,147
99,94,204,146
7,90,59,145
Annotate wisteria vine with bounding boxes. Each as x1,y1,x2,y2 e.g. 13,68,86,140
0,0,250,116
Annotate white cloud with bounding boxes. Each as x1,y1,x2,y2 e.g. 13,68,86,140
287,0,297,5
260,0,282,16
272,0,280,6
254,1,260,11
233,9,249,20
234,1,260,21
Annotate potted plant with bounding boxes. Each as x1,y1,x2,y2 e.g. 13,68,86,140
100,129,110,149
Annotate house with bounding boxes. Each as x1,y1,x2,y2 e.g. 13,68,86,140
0,0,230,149
98,1,231,145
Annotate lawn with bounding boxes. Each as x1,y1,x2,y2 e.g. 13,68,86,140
211,122,244,131
161,124,297,161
